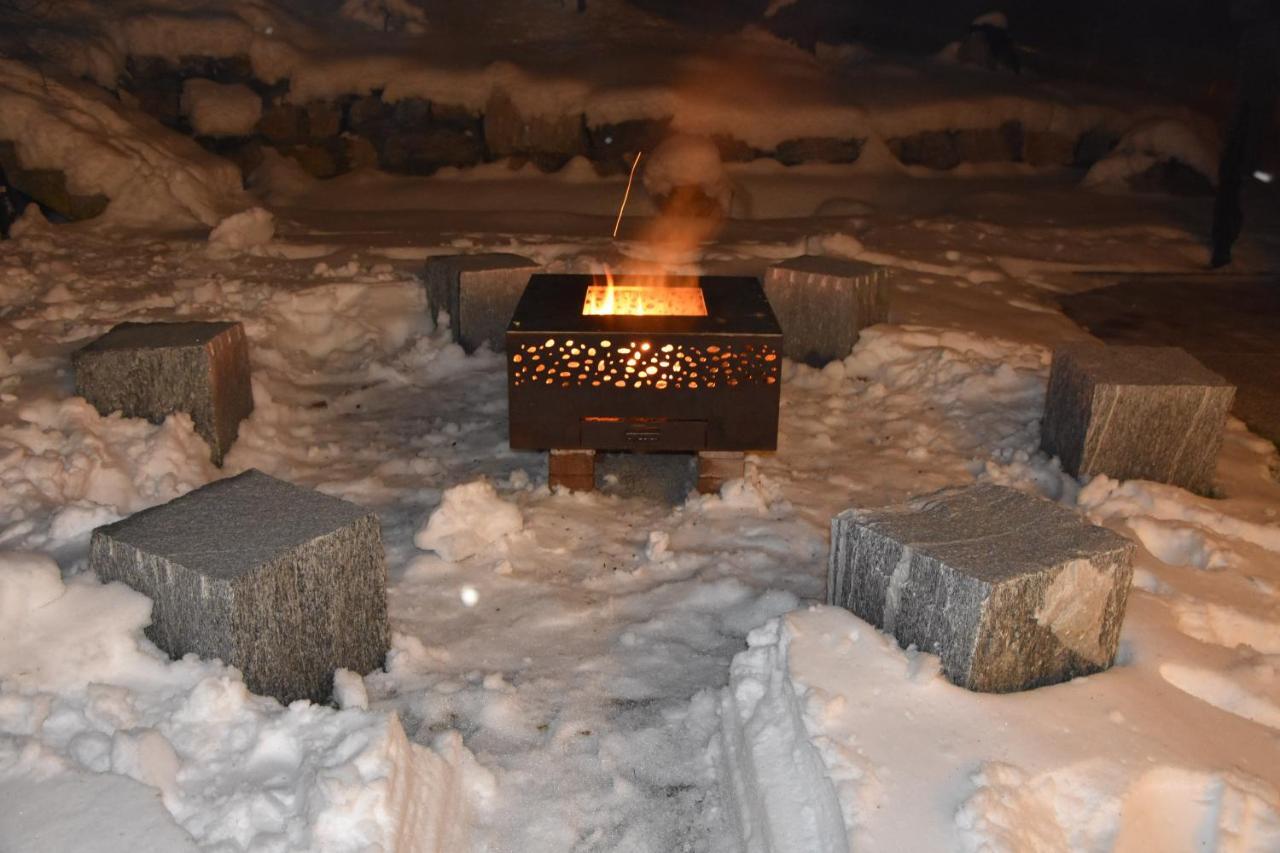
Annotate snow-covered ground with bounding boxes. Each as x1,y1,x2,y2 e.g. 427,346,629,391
4,150,1280,850
3,3,1280,850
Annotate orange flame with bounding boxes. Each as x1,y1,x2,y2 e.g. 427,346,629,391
582,267,706,317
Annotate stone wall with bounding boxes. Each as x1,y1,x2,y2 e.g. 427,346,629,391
120,54,1124,180
4,55,1123,220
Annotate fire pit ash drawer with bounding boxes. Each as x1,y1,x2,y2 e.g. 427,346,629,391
581,418,707,450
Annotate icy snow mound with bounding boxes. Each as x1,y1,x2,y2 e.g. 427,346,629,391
1084,118,1219,189
0,60,249,228
415,479,523,562
0,551,493,852
209,206,276,250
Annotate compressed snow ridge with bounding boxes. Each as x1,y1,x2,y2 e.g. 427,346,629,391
714,617,849,853
0,60,249,227
719,605,1280,852
0,551,493,852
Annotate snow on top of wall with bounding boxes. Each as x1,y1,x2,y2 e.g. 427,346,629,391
0,60,250,228
4,0,1209,153
181,78,263,137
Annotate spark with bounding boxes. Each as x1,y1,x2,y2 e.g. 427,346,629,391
612,151,643,239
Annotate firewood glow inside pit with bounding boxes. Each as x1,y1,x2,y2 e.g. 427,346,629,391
581,270,708,317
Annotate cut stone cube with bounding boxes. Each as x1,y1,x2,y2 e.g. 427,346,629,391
1041,343,1235,494
90,469,389,704
763,255,890,366
72,321,253,466
424,253,541,353
828,484,1135,692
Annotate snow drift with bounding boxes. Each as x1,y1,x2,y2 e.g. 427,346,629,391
0,550,493,852
0,60,249,228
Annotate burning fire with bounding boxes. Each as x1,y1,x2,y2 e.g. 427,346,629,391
582,269,708,317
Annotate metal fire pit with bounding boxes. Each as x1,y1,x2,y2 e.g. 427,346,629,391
506,274,783,459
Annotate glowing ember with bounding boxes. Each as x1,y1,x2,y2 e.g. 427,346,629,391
582,270,708,317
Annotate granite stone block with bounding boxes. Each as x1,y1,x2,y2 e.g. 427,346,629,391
1041,343,1235,494
90,470,390,704
72,321,253,466
424,253,541,353
763,255,890,366
828,484,1135,692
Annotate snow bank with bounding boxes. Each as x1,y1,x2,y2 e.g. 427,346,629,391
0,551,493,852
208,206,276,250
0,398,218,555
717,606,1280,852
415,479,523,562
1084,118,1219,189
0,60,249,227
181,79,263,137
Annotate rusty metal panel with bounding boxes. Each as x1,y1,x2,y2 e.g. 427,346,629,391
507,275,783,452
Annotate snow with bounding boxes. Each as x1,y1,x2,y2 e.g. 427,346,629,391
972,11,1010,30
414,480,524,563
3,0,1209,154
181,79,263,137
209,206,276,251
0,60,249,228
1084,118,1220,189
0,551,492,852
2,5,1280,848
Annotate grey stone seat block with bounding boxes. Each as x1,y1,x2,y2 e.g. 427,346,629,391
90,469,390,704
828,484,1135,693
72,321,253,466
1040,343,1235,494
424,253,541,353
763,255,890,366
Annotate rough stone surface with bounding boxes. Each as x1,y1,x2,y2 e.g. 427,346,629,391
484,89,586,160
257,102,306,145
1074,127,1120,167
763,255,891,366
1023,131,1077,167
0,141,110,221
380,127,484,174
72,321,254,466
774,137,863,165
424,254,541,352
90,470,390,704
888,122,1023,169
828,484,1135,693
1041,343,1235,494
